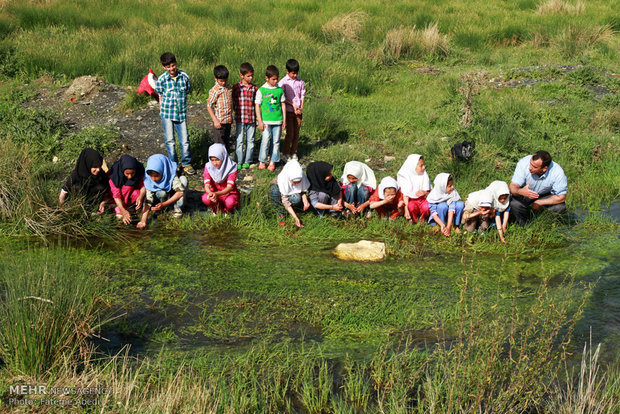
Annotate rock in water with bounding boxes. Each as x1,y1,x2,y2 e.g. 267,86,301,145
333,240,386,262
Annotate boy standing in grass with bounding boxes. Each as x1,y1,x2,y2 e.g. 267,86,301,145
232,62,258,169
279,59,306,161
255,65,286,171
155,52,195,175
207,65,234,153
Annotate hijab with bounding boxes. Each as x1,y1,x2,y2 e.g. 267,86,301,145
397,154,431,199
466,189,493,209
306,161,341,197
109,154,145,189
144,154,177,192
206,143,237,183
277,160,310,196
426,173,461,204
486,180,510,212
63,148,109,200
378,176,399,200
341,161,377,189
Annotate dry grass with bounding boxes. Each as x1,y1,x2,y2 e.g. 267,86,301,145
380,23,449,62
321,10,367,42
554,24,616,57
537,0,586,15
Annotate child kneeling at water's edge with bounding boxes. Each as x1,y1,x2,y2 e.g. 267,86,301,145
270,160,310,227
369,177,405,219
202,143,240,215
427,173,464,237
138,154,187,229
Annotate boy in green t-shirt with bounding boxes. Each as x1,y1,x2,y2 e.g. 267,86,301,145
255,65,286,171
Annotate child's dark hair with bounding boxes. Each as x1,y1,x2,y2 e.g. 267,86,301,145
214,65,229,80
447,175,453,185
285,59,300,73
265,65,279,78
240,62,254,75
160,52,176,66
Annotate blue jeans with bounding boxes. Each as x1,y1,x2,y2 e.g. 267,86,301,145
161,118,192,166
343,183,370,206
269,184,302,215
235,122,256,164
429,200,465,226
258,124,282,163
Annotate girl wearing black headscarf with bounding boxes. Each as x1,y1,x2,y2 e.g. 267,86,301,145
58,148,110,212
306,161,343,216
108,154,146,225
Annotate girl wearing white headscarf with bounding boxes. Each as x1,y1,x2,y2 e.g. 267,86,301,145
270,160,310,227
486,180,511,243
202,143,240,214
340,161,376,218
427,173,465,237
369,177,405,219
462,189,494,234
397,154,431,223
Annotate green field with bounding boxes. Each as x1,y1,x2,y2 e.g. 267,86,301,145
0,0,619,412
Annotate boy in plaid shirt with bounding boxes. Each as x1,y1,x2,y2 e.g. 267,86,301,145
232,62,258,169
207,65,233,153
155,52,195,175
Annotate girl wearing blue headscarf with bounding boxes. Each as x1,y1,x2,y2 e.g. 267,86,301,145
138,154,188,228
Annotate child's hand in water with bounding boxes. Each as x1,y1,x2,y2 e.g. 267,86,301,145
137,221,146,229
441,225,450,237
121,210,131,225
151,203,163,212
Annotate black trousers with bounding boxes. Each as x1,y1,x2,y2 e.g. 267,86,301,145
212,123,232,153
509,193,566,226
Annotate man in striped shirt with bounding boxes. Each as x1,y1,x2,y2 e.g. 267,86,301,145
155,52,195,175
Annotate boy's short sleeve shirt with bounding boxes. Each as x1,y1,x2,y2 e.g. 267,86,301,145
207,83,233,124
278,75,306,113
256,84,285,124
156,70,191,122
232,82,258,124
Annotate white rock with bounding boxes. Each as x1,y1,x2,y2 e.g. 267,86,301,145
333,240,386,262
243,175,254,182
384,155,395,162
52,156,59,163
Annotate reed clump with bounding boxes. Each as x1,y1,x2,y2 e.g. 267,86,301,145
537,0,586,15
380,23,450,63
321,11,367,43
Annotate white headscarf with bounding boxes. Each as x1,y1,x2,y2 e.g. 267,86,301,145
277,160,310,196
486,181,510,212
377,176,399,200
466,189,493,209
341,161,376,189
397,154,431,199
427,173,461,204
206,143,237,183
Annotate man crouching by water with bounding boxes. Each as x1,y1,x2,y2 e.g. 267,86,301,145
509,150,567,225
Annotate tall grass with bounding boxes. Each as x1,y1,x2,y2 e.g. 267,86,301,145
0,248,105,377
2,265,615,412
321,10,367,43
380,23,450,63
537,0,586,16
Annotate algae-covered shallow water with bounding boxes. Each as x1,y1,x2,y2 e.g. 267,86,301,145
96,206,620,364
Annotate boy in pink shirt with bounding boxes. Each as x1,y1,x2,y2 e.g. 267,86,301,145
278,59,306,161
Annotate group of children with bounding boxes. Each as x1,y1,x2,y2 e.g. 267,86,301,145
155,52,305,175
58,52,512,242
270,155,511,242
58,146,511,242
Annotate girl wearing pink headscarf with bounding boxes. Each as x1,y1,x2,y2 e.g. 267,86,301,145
201,143,240,214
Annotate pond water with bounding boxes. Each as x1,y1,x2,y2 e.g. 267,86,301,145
96,203,620,363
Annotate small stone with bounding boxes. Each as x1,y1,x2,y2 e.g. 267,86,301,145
52,156,59,163
334,240,386,262
365,158,371,162
249,164,258,169
243,175,254,182
383,155,395,162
